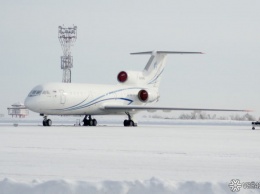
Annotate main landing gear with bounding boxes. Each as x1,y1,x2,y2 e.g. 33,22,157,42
42,116,52,126
124,112,137,127
83,115,97,126
252,121,260,130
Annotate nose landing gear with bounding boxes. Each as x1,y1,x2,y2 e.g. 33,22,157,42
42,116,52,126
83,115,97,126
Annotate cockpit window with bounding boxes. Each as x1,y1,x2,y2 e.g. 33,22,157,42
28,90,42,97
36,90,42,95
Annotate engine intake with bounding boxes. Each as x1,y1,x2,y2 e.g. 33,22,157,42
117,71,146,85
117,71,128,83
138,90,148,102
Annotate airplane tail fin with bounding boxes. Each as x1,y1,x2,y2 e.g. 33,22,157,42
131,51,203,89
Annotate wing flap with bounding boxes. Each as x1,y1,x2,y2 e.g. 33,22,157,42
103,105,250,112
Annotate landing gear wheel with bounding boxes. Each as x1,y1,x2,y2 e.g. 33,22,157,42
124,120,129,126
92,119,97,126
83,120,89,126
123,112,137,127
42,117,52,126
83,115,97,127
46,119,52,126
252,127,255,130
89,120,93,126
124,120,131,126
129,120,134,126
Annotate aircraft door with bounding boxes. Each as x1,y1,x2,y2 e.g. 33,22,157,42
60,90,66,104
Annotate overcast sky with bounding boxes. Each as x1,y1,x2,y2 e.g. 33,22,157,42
0,0,260,117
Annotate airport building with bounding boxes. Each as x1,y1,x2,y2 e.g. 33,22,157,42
7,102,29,118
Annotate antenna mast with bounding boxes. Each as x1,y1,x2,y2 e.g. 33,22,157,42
58,25,77,83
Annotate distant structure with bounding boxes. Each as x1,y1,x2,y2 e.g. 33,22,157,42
58,25,77,83
7,102,29,118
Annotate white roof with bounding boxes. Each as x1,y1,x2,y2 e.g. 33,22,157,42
11,102,25,107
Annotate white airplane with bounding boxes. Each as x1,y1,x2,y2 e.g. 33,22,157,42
24,51,248,127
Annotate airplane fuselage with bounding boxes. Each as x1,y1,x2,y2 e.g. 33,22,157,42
25,82,159,116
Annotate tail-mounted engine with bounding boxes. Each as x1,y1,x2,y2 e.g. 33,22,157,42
138,90,148,102
117,71,159,103
117,71,128,83
137,89,159,103
117,71,146,85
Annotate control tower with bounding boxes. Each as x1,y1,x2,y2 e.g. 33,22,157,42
7,102,29,118
58,25,77,83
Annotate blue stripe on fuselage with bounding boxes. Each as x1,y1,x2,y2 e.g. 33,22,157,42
53,87,141,111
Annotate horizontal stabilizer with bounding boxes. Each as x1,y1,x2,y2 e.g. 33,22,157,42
131,51,203,55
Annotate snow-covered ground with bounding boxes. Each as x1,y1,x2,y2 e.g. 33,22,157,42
0,115,252,126
0,122,259,193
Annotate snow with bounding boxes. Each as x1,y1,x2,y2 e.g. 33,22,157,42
0,115,252,127
0,122,259,193
0,178,231,194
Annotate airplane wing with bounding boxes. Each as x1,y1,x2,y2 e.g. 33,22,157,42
103,105,250,113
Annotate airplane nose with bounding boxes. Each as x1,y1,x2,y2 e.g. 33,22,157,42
24,97,31,109
24,97,37,111
24,96,45,113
